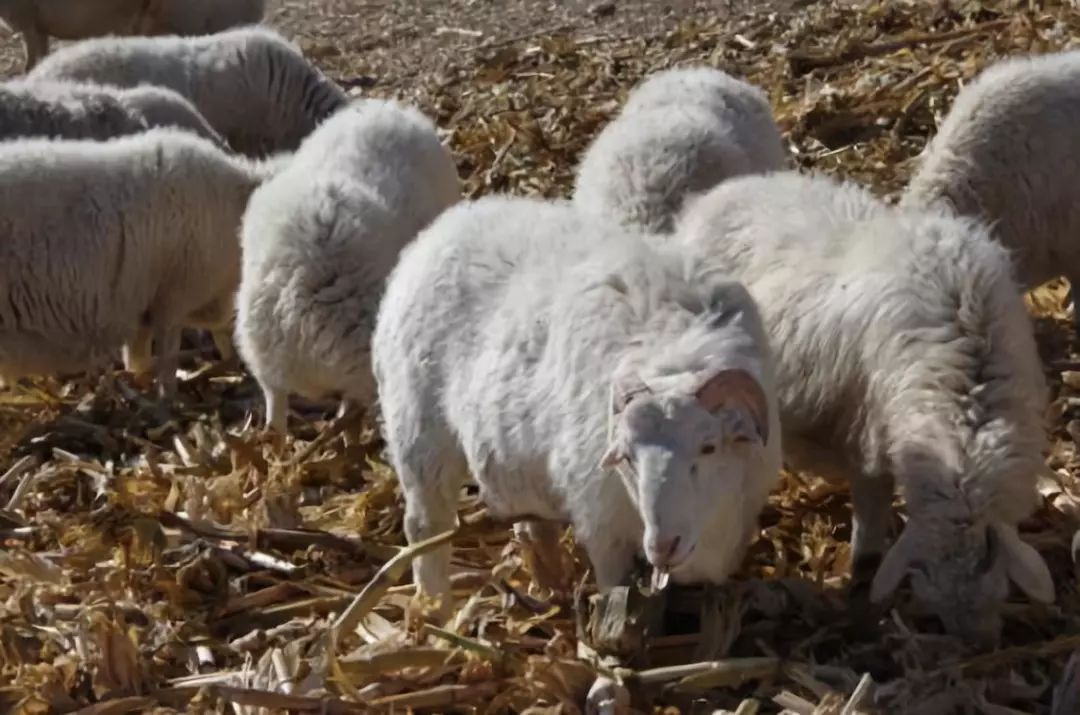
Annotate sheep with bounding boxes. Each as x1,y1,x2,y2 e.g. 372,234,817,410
0,0,265,72
28,27,348,156
371,195,781,608
234,98,461,433
573,66,787,234
676,170,1054,645
901,50,1080,326
0,128,277,395
0,80,224,145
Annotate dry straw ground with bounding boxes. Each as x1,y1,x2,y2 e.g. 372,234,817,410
3,0,1080,713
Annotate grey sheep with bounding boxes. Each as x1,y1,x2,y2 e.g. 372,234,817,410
574,66,787,234
0,0,266,72
372,196,781,608
235,99,461,432
0,128,277,394
29,27,347,156
677,171,1054,646
0,79,224,144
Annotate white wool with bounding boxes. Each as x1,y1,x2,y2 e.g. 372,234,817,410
574,66,787,234
29,27,347,156
677,170,1053,645
0,79,224,145
0,128,276,394
902,50,1080,303
371,196,781,604
234,99,461,431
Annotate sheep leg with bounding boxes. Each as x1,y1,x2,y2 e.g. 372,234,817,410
515,520,570,594
398,442,468,614
404,481,463,614
850,473,896,582
263,385,288,432
123,328,154,374
153,327,181,398
211,329,235,362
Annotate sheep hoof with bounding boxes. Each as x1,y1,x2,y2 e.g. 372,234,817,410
586,676,630,715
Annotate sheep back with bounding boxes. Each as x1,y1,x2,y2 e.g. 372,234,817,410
28,27,348,156
902,50,1080,289
0,128,263,380
235,99,461,411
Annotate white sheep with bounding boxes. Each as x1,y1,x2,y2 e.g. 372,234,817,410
235,98,461,432
0,0,265,72
677,170,1054,645
372,196,781,606
0,80,224,145
28,27,348,156
574,66,787,234
901,50,1080,323
0,128,276,394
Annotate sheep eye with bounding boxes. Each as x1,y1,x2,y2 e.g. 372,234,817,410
700,444,716,455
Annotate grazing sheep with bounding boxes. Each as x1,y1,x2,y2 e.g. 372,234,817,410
0,80,224,144
902,50,1080,323
677,171,1054,645
574,66,787,234
0,128,276,395
0,0,265,72
235,98,461,433
29,27,348,156
372,196,781,605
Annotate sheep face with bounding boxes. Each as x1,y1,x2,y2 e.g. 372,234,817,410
872,518,1055,645
600,365,769,577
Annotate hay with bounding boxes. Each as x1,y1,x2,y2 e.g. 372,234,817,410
3,0,1080,712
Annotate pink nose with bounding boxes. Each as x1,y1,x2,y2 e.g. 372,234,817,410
647,535,682,568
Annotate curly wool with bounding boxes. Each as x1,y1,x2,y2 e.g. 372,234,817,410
372,196,780,601
235,99,461,431
0,128,275,391
0,80,224,145
677,170,1051,644
29,27,347,156
574,66,787,234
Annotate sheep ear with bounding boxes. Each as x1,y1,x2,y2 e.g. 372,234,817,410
994,523,1055,604
695,368,769,445
870,527,918,603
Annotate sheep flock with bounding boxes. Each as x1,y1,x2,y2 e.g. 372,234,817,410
6,1,1080,713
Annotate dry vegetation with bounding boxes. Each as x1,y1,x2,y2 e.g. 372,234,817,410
4,0,1080,712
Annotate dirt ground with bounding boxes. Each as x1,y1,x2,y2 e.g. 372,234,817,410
0,0,754,83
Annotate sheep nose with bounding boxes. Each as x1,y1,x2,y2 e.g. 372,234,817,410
646,535,682,568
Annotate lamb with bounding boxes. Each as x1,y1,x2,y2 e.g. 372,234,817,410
0,80,224,145
0,0,266,72
29,27,348,156
901,50,1080,324
573,66,787,234
371,195,782,607
676,170,1054,645
235,98,461,433
0,128,277,395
